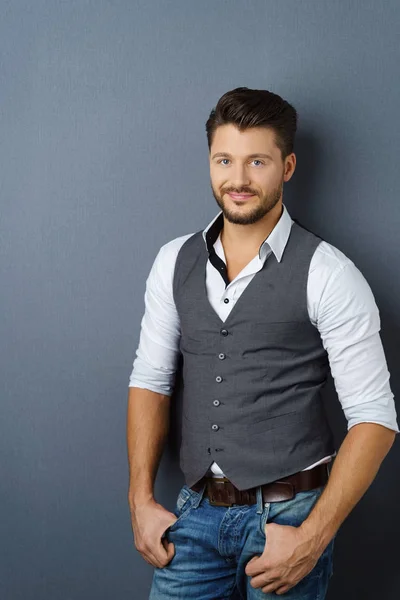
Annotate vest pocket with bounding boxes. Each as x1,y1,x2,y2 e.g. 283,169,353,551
243,321,315,366
250,410,305,434
251,320,307,333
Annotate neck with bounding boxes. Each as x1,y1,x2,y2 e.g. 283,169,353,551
220,202,283,256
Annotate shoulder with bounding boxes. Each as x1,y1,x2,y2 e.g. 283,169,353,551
157,232,198,265
147,232,198,289
308,239,379,323
310,239,354,280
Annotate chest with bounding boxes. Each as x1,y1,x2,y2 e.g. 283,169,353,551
173,223,317,330
225,254,258,284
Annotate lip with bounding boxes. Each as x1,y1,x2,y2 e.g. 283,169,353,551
227,192,255,200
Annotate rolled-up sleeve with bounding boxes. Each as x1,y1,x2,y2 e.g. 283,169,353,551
128,242,182,396
315,258,398,433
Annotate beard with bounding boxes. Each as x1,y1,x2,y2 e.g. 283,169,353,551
211,180,283,225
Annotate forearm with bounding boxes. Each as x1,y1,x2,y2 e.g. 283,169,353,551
126,386,171,510
300,423,396,553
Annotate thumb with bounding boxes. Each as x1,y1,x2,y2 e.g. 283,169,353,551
162,537,175,560
245,555,261,575
248,554,261,562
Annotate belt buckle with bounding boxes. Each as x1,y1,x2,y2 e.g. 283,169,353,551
262,481,295,502
206,479,234,507
209,498,233,507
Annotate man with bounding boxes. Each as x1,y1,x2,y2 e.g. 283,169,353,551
127,87,398,599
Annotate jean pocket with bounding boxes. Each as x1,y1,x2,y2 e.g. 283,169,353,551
176,485,193,511
267,486,325,530
165,486,195,533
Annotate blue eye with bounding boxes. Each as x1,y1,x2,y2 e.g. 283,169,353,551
216,158,264,166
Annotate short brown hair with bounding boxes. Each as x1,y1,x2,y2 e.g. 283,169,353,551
205,87,297,160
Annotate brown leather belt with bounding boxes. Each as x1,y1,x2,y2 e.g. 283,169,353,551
190,463,330,506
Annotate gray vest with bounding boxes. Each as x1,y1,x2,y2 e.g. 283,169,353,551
172,221,335,490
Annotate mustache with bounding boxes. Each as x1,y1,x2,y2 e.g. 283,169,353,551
222,188,257,195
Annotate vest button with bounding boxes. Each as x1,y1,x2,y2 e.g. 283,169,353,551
213,399,220,406
218,353,226,360
211,424,219,431
223,298,229,304
220,329,228,336
215,375,223,383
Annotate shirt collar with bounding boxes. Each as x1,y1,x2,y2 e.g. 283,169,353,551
202,203,293,263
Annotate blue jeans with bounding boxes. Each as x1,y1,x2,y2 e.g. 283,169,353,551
149,482,334,599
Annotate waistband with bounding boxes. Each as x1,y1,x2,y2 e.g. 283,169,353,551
190,463,330,506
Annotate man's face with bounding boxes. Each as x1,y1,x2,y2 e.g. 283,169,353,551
209,124,295,225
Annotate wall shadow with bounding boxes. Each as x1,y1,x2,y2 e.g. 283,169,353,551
289,129,400,598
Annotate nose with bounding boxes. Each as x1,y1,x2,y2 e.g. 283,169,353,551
229,163,251,188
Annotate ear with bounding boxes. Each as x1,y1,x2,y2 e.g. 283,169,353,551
283,153,296,182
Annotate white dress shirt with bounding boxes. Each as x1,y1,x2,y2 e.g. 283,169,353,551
129,204,398,479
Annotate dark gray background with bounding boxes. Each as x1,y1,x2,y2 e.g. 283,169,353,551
1,1,399,598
